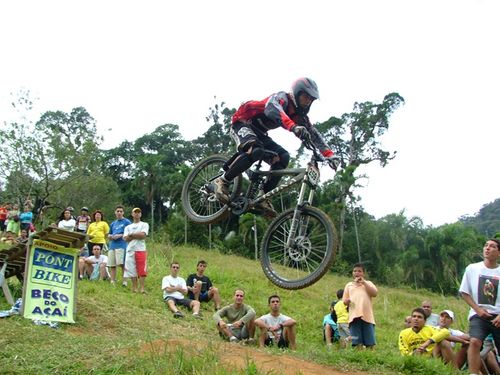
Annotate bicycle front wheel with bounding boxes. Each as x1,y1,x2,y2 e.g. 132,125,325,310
181,155,242,225
260,206,337,290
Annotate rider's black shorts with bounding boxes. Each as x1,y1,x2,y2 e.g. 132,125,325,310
230,122,287,159
230,121,260,152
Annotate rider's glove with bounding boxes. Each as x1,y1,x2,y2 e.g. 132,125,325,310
326,156,341,171
292,125,311,142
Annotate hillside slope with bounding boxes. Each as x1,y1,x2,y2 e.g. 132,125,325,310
0,243,467,374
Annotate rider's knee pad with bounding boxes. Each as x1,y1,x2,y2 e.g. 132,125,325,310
249,146,265,163
272,151,290,169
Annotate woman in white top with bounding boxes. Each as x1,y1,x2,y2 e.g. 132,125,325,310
57,209,76,231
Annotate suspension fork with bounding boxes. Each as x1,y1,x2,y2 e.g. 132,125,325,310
286,179,314,247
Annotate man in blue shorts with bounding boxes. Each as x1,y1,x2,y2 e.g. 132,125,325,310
186,260,221,311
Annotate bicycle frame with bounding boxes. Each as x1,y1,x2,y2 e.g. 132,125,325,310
250,163,319,208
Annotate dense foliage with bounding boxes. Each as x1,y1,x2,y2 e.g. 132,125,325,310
460,198,500,238
1,91,498,295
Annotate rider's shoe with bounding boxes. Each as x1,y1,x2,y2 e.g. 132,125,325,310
255,199,277,219
213,177,230,204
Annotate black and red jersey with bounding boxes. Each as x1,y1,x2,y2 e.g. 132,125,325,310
231,91,334,157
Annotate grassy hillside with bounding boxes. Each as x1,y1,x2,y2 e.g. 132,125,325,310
0,242,470,374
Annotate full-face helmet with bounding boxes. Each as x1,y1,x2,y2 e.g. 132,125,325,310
290,77,319,114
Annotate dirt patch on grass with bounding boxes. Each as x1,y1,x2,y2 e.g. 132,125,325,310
139,338,369,375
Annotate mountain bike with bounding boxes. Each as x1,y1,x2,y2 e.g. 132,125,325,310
181,139,338,290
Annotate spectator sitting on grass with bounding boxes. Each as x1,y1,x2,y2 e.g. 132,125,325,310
421,300,440,327
399,307,452,364
79,244,109,281
186,260,222,311
162,261,202,319
404,315,412,328
323,300,339,349
16,228,29,243
0,231,16,245
435,310,469,369
255,294,297,350
214,289,256,343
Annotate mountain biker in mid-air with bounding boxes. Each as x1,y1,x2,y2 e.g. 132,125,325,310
213,77,339,218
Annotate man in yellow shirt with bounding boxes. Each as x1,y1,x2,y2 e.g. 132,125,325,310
399,307,452,364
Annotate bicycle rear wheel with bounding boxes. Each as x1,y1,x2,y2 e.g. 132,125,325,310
182,155,242,225
260,206,337,290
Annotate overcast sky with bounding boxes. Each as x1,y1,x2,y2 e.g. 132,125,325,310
1,0,498,227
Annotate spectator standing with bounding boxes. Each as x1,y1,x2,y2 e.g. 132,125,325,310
75,207,91,233
459,238,500,375
186,260,222,311
334,288,351,348
162,262,202,319
86,210,109,254
123,207,149,294
57,209,76,231
421,300,440,327
0,203,8,235
214,289,256,343
19,205,33,232
6,204,20,236
343,263,378,349
108,205,131,286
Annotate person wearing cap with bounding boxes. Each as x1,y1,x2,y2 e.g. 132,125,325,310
436,310,469,368
399,307,452,363
75,207,91,234
123,207,149,294
459,238,500,375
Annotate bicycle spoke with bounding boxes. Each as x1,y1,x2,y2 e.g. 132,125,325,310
261,206,336,289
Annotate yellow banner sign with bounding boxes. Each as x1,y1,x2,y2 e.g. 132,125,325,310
23,239,78,323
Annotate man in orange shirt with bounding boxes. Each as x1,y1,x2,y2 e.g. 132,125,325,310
343,263,378,349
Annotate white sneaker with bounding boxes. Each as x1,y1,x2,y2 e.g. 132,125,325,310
229,336,239,343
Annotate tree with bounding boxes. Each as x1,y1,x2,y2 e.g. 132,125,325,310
190,99,234,160
0,90,105,214
316,93,405,256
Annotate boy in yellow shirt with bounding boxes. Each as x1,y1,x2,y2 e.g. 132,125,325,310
333,289,350,348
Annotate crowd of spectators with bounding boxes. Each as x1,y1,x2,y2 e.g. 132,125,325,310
395,239,500,374
3,200,500,370
0,201,35,245
0,201,149,294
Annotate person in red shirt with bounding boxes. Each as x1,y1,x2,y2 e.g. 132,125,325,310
212,77,338,217
0,204,8,235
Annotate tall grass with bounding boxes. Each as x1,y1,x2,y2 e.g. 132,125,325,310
0,242,469,374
